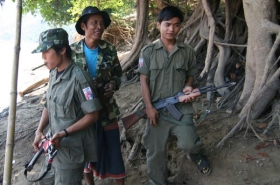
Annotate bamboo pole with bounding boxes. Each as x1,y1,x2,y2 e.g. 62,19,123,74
3,0,22,184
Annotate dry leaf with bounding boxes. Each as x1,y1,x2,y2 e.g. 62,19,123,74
255,123,268,129
255,142,271,150
258,152,269,157
242,154,257,161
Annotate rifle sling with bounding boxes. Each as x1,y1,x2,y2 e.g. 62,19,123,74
196,94,212,124
24,159,52,182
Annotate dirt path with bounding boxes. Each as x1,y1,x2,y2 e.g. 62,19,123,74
0,75,280,185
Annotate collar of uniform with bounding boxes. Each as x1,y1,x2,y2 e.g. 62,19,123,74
80,39,108,50
71,39,84,53
98,39,109,49
52,61,75,80
155,39,185,49
154,39,164,49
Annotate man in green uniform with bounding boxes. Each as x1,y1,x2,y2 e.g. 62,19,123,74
137,6,212,185
71,6,125,185
31,28,102,185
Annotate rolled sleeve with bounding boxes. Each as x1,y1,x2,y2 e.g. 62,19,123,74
81,98,102,114
75,71,102,114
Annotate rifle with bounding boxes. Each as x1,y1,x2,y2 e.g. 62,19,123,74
24,133,57,182
121,82,236,130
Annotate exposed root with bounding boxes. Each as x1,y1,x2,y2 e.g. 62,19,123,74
103,16,135,46
217,77,244,110
217,114,246,148
121,75,139,88
263,100,280,135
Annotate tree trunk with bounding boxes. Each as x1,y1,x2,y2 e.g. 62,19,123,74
237,0,278,118
120,0,150,72
219,0,280,145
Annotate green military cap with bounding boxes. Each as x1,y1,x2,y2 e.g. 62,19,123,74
32,28,69,53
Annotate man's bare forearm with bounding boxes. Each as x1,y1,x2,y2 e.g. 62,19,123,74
36,107,49,134
140,74,153,109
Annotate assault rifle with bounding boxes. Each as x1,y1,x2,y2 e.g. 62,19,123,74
24,133,57,182
121,82,236,130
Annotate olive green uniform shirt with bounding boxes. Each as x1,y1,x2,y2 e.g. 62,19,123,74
46,61,102,169
70,39,122,126
137,39,197,124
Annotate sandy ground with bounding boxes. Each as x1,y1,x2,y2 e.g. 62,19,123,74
0,66,280,185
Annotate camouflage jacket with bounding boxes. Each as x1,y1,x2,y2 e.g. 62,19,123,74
70,39,122,126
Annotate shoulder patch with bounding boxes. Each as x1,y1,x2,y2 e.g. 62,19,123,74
138,58,144,68
83,87,94,100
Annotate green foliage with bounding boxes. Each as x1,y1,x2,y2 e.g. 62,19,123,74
69,0,136,21
19,0,198,27
21,0,72,26
20,0,136,26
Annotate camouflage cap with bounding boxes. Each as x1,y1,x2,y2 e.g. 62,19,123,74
32,28,69,53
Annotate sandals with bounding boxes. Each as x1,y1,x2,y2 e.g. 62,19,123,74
194,155,212,175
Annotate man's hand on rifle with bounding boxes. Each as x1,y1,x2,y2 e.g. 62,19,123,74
146,106,159,126
179,89,201,103
50,132,65,150
32,131,45,152
183,85,193,93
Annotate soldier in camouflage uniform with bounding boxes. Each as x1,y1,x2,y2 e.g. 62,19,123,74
137,6,212,185
31,28,102,185
70,6,125,185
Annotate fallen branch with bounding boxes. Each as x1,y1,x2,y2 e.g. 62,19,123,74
19,77,49,97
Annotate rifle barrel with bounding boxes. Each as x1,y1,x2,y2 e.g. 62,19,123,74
199,82,236,94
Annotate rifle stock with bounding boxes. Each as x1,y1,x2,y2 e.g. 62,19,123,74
122,109,146,130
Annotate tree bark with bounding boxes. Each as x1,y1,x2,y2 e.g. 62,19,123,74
237,0,277,118
120,0,150,72
153,0,171,9
199,0,216,77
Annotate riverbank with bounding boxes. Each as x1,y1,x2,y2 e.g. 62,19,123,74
0,0,75,111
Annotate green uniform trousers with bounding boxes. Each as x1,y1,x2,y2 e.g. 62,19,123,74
38,157,84,185
143,115,203,185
